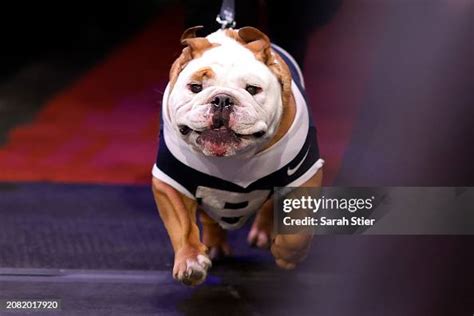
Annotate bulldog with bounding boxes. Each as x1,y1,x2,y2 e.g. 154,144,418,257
152,26,324,286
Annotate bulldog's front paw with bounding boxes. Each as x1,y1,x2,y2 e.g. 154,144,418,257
271,234,312,270
173,246,212,286
201,218,231,260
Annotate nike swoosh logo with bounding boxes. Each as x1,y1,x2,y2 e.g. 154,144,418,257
287,148,310,176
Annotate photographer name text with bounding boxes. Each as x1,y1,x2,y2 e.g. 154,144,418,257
281,195,376,228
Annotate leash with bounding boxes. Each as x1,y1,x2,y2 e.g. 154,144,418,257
216,0,236,29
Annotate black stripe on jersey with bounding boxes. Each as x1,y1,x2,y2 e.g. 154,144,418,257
224,201,249,209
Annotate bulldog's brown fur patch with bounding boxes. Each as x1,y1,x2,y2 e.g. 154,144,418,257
224,29,245,44
191,67,215,82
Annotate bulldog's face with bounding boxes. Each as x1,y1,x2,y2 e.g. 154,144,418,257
166,27,291,157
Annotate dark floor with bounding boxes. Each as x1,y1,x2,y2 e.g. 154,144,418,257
0,268,338,316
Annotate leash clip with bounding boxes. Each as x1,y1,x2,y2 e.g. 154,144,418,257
216,0,236,29
216,13,236,29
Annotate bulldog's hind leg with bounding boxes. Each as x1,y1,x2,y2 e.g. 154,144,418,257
152,178,211,286
200,211,231,260
248,198,273,249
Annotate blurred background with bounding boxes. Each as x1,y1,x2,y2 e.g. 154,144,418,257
0,0,473,315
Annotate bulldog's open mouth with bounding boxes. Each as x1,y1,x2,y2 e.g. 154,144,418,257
178,125,266,156
196,127,240,156
179,125,266,139
197,126,241,145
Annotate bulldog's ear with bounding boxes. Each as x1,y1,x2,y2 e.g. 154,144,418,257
180,25,214,58
180,25,204,43
169,26,215,87
237,27,271,63
237,27,292,110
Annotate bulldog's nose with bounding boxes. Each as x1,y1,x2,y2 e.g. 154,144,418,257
210,94,234,128
211,94,234,110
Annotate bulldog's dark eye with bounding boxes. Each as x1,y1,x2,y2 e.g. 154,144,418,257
252,131,266,138
178,125,192,135
189,83,203,93
245,85,261,96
